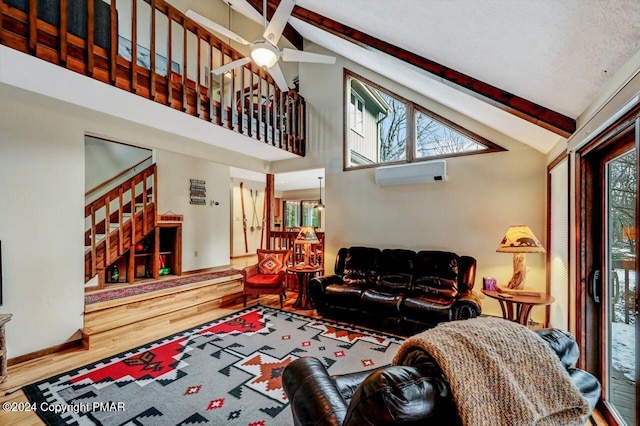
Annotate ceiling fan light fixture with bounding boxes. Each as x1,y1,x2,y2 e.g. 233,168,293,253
250,40,279,68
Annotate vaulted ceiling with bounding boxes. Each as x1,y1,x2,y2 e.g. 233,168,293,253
226,0,640,153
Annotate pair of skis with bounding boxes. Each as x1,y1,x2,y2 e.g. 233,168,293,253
239,182,266,253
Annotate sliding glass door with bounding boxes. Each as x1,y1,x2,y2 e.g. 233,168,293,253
578,120,639,425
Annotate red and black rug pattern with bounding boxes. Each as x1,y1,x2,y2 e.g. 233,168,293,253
23,306,403,425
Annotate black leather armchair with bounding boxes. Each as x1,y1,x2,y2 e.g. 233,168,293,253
309,247,481,332
283,328,601,426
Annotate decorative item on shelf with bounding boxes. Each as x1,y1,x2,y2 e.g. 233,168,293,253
496,225,546,294
294,226,320,268
482,276,497,291
189,179,207,205
314,176,325,211
157,211,183,223
110,264,119,283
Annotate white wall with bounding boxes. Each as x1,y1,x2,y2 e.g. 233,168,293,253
0,85,86,357
271,44,549,322
156,151,231,271
85,136,151,192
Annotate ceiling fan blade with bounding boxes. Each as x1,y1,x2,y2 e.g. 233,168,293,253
186,10,251,46
263,0,295,45
212,57,252,76
266,62,289,92
281,48,336,64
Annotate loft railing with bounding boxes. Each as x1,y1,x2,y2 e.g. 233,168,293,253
84,163,156,284
0,0,306,155
269,230,324,268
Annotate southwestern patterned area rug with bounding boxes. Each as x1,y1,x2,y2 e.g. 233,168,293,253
23,305,404,425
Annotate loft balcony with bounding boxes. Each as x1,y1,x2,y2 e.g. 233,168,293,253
0,0,306,156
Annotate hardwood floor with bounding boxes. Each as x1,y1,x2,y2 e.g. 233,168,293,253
0,292,313,425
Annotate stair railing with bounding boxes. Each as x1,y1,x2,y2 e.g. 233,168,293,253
84,163,157,281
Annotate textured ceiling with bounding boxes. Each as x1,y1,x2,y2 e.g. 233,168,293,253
227,0,640,153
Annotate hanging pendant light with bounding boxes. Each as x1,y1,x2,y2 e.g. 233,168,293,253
315,176,325,210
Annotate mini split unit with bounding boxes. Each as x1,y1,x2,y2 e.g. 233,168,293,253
374,160,448,186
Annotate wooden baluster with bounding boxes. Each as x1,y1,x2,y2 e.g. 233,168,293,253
276,90,282,148
109,0,117,84
118,187,124,256
142,171,148,235
150,0,156,100
230,62,236,129
86,0,95,76
246,70,253,137
60,0,68,65
131,0,138,93
28,0,37,52
208,39,215,123
196,31,202,118
286,91,292,151
182,21,187,112
251,72,266,140
0,0,3,42
91,205,97,278
238,67,245,135
152,164,157,226
261,75,273,143
220,52,226,127
130,181,136,249
166,10,173,106
300,97,306,155
105,194,111,266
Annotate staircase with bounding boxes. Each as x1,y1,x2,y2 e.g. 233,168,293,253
85,163,157,288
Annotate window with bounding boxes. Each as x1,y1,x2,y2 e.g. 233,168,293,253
415,109,485,159
283,200,321,229
344,70,505,169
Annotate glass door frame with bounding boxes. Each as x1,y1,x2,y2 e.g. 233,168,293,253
576,108,640,425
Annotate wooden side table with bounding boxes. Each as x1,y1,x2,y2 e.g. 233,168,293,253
0,313,12,383
290,266,323,310
482,289,554,326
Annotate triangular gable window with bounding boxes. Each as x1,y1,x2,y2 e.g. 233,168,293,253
415,108,503,160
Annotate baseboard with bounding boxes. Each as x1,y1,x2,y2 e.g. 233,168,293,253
8,338,84,366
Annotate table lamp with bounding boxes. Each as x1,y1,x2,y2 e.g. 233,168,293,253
496,225,546,290
295,226,320,268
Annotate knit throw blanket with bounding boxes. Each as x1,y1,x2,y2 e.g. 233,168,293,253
393,317,590,426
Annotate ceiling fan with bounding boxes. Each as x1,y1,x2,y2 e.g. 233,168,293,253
185,0,336,92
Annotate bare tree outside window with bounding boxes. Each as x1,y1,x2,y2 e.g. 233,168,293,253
345,70,505,169
416,111,484,158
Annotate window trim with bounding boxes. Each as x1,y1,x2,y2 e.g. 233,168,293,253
343,69,506,171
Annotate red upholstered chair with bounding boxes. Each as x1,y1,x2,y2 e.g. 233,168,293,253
242,249,292,308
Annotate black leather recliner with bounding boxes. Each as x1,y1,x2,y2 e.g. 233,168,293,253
309,247,481,332
282,328,601,426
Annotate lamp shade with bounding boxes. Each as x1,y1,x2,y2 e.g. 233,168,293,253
295,226,320,245
496,225,546,253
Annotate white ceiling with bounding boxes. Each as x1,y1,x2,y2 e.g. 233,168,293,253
226,0,640,153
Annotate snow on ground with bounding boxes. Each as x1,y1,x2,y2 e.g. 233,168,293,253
612,321,636,382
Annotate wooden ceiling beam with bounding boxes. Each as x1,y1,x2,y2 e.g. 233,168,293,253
244,0,303,50
264,0,575,137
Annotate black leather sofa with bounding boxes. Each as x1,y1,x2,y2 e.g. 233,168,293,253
283,328,601,426
309,247,481,332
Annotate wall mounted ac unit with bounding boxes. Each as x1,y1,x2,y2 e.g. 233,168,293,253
375,160,447,186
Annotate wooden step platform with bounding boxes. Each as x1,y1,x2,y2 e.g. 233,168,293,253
83,273,244,349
